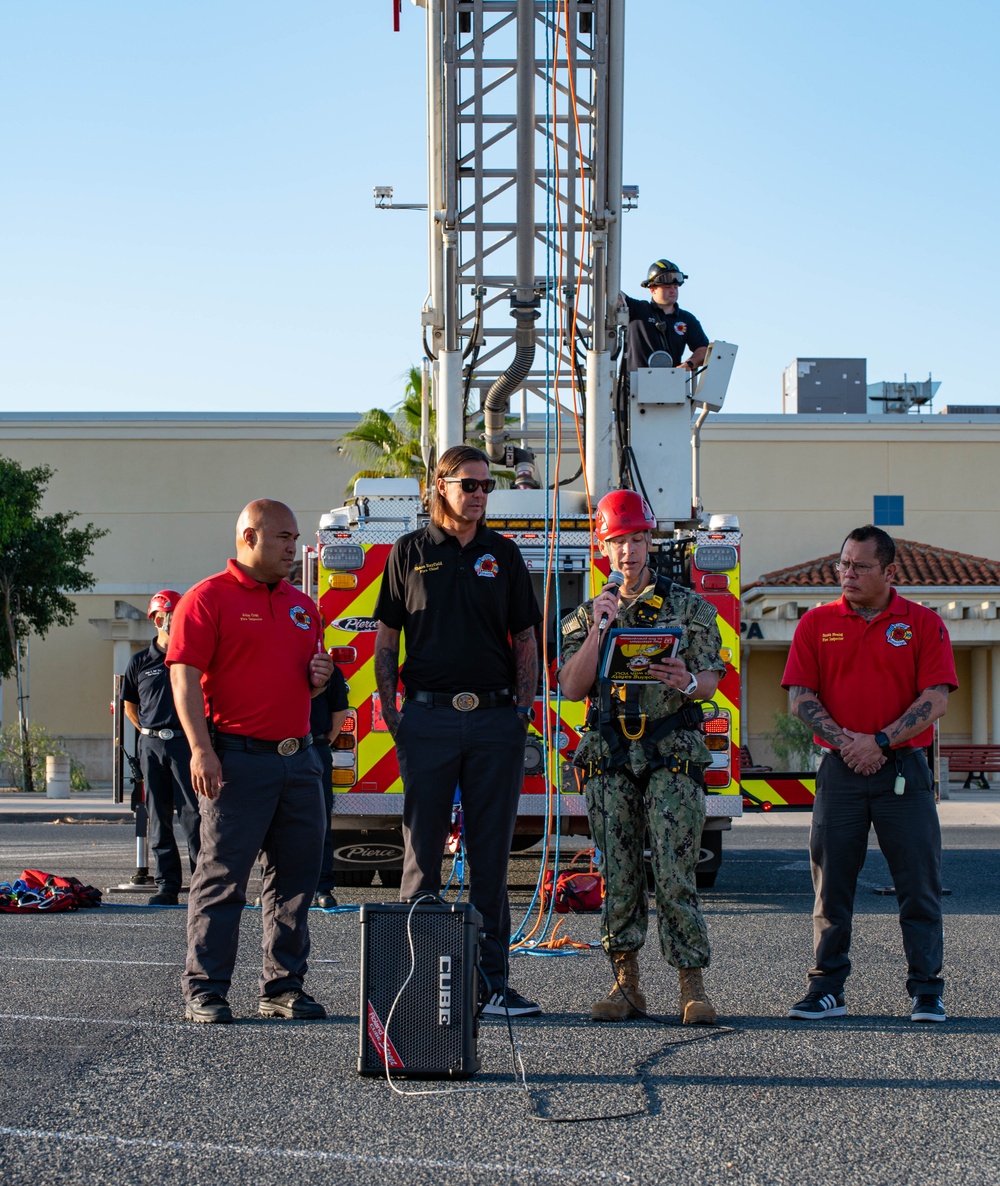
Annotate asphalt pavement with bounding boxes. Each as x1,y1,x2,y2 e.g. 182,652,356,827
0,811,997,1186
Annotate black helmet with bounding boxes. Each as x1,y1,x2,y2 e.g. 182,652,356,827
641,258,688,288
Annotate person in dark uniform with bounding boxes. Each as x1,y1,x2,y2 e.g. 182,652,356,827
122,590,200,907
621,258,709,371
373,444,543,1017
168,499,334,1024
310,661,350,909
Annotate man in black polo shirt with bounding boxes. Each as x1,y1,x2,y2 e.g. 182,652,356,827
622,258,709,371
122,590,200,906
373,444,543,1016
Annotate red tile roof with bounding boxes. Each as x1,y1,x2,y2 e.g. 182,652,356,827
746,539,1000,590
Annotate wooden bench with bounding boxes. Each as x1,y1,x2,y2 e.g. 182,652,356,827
939,744,1000,790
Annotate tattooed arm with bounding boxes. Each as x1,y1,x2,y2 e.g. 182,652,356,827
787,686,849,751
512,626,539,727
374,623,402,738
841,685,950,772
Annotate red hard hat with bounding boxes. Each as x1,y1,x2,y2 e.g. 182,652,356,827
147,590,182,619
595,490,656,542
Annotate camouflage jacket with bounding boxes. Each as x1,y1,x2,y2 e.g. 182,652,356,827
559,576,725,767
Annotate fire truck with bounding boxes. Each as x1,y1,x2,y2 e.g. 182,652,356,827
305,1,746,888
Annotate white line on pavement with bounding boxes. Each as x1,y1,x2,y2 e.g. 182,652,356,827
0,1125,635,1181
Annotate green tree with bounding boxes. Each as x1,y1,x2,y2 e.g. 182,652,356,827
0,456,108,790
337,365,516,498
765,710,824,771
337,366,432,496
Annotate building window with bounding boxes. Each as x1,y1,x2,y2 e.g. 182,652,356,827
873,495,904,526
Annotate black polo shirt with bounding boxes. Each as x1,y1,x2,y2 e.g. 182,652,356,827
374,522,541,692
309,666,349,736
624,296,708,369
122,641,182,731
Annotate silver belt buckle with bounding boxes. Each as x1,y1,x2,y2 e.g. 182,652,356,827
158,728,175,740
451,692,480,712
277,737,301,756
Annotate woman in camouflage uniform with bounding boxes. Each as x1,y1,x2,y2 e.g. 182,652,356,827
558,490,725,1024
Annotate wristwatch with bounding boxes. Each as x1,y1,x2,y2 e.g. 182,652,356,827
874,730,891,750
681,674,699,698
516,706,535,723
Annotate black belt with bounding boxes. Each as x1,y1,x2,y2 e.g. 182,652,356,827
214,731,313,756
405,688,514,712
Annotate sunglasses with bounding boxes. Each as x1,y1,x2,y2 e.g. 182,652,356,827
442,477,496,494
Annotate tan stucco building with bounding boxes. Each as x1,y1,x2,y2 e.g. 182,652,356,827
2,411,999,778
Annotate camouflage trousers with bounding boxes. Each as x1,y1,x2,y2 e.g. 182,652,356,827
585,764,710,968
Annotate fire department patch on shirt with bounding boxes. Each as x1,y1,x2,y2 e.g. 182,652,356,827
289,606,312,630
886,622,913,647
674,321,687,335
475,554,499,578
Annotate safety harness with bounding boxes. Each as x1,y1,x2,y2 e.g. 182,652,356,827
574,572,710,792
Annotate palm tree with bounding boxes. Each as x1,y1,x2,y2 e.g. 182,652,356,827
337,366,518,498
337,367,433,497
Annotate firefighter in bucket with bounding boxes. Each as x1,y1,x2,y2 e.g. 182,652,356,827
558,490,724,1024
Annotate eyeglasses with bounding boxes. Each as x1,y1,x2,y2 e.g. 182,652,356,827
834,561,880,575
443,477,496,494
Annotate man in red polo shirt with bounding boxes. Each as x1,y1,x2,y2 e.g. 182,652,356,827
782,525,957,1024
168,499,334,1024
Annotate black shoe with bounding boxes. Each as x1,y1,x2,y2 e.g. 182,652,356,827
313,891,338,909
480,986,542,1017
258,989,327,1020
787,991,846,1020
910,994,946,1022
148,891,179,906
185,993,233,1024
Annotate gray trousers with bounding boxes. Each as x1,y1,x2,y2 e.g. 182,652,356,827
182,746,324,1001
809,748,944,998
394,702,525,986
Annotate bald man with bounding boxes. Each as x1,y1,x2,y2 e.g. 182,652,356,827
168,500,334,1024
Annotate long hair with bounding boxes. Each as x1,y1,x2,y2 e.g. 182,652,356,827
430,444,491,529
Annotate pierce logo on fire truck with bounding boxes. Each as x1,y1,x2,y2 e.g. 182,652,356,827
332,616,380,632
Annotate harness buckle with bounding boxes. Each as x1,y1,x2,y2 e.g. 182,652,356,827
619,714,647,740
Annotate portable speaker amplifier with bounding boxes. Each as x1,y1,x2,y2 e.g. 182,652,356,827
358,900,481,1078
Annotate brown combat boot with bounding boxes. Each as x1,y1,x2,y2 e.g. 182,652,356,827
678,967,718,1025
591,950,646,1022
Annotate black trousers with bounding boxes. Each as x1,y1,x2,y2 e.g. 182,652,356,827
394,702,525,985
139,735,201,893
182,746,324,1001
808,748,944,998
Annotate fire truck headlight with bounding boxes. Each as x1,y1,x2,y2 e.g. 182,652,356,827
693,544,737,572
321,543,365,571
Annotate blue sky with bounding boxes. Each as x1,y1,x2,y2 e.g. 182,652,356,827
1,1,996,417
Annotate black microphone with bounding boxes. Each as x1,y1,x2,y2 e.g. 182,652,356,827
598,570,625,633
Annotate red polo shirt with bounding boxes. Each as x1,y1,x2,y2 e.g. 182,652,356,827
782,589,957,748
166,559,322,740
